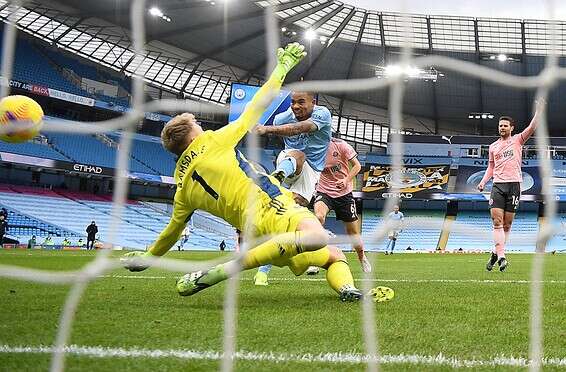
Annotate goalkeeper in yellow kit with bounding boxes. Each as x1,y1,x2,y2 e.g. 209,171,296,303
121,43,393,303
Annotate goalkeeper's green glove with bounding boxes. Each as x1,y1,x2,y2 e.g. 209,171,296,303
121,251,155,272
275,42,307,76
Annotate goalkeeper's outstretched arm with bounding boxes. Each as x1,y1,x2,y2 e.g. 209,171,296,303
122,200,193,271
147,203,192,257
215,43,306,147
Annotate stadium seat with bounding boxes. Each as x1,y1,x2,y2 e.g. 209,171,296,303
0,185,237,250
446,211,539,252
0,138,71,161
45,130,156,174
362,210,444,251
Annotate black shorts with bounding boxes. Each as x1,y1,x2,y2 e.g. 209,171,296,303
314,192,358,222
489,182,521,212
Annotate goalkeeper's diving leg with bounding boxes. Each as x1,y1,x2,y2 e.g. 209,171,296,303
177,219,355,302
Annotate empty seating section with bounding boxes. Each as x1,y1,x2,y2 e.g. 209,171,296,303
108,133,176,175
41,47,131,106
0,185,238,250
546,214,566,251
0,36,90,97
46,132,155,174
446,211,539,252
0,139,70,161
0,26,130,106
362,210,444,251
1,206,77,239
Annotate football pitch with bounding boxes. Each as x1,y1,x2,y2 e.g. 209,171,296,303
1,250,565,371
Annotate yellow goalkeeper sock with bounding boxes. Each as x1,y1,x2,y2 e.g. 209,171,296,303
288,247,331,275
240,231,302,270
326,260,355,294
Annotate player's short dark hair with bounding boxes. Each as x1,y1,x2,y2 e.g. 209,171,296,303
292,91,316,100
499,116,516,126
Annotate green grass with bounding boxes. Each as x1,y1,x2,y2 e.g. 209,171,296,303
0,250,565,371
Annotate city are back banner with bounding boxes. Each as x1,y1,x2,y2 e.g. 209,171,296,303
362,163,450,199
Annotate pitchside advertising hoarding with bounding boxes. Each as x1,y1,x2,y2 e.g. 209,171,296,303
360,157,566,201
455,158,566,201
361,162,450,199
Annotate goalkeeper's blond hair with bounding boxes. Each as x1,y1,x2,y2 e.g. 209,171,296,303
161,113,197,156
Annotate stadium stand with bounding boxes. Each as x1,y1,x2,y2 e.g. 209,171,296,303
41,46,131,106
446,211,539,252
0,137,71,161
108,132,176,176
0,184,237,249
0,26,130,106
46,131,156,174
545,214,566,251
361,209,444,251
1,36,90,98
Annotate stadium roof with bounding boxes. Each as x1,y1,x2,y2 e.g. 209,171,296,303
5,0,566,136
342,0,566,20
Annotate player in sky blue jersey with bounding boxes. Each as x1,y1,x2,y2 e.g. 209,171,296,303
255,92,332,207
254,91,332,283
385,205,404,255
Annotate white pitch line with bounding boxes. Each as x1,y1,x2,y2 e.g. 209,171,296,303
102,275,566,284
1,345,566,368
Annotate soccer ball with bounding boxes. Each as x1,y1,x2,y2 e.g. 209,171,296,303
0,95,44,143
369,286,395,303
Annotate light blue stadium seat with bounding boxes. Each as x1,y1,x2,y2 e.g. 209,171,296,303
0,139,71,161
108,133,176,175
0,189,237,250
46,132,156,174
362,210,444,251
446,211,538,252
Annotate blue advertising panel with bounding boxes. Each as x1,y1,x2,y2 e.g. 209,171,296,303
454,159,566,200
228,83,291,125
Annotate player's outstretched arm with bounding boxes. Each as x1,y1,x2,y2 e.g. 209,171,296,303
519,98,546,144
256,118,317,137
121,201,192,272
216,43,306,146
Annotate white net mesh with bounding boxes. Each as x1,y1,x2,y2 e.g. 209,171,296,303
0,0,562,371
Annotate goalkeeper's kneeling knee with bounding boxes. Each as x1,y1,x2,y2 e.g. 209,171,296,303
287,245,346,276
326,246,347,266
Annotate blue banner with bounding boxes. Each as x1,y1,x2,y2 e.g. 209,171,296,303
228,83,291,125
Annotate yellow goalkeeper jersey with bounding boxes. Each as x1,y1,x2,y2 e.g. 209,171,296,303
148,66,293,256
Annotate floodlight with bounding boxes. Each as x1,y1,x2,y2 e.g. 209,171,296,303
149,7,163,17
304,29,317,40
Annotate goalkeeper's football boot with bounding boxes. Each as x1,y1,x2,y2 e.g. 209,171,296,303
176,271,209,296
368,286,395,303
339,285,363,302
498,257,509,272
486,252,498,271
176,265,227,296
